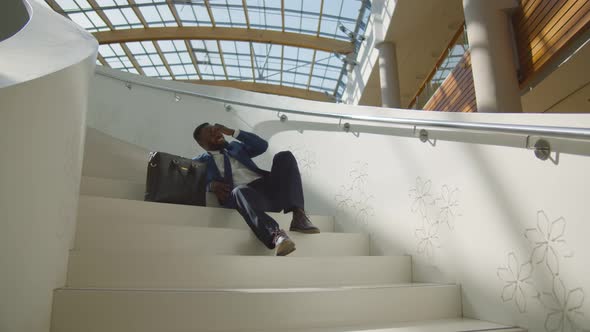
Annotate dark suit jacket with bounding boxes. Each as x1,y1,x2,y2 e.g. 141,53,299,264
193,130,270,190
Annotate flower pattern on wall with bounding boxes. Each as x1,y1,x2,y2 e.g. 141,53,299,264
415,217,440,258
408,177,434,217
334,162,374,229
408,177,462,258
540,276,587,332
435,185,461,230
498,210,589,331
525,211,573,276
497,252,538,313
288,145,317,178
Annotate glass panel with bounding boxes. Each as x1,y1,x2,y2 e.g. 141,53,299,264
56,0,81,10
165,53,182,65
74,0,92,9
156,5,174,22
143,67,159,76
69,13,94,29
158,40,176,53
104,9,127,26
121,8,141,25
85,11,107,29
170,65,186,76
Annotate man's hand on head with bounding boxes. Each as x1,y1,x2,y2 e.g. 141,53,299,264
211,180,231,204
213,124,235,137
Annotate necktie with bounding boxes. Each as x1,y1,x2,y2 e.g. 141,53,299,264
222,150,234,189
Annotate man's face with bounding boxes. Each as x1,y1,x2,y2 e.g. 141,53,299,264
198,125,226,151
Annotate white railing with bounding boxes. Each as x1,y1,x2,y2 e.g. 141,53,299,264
96,71,590,161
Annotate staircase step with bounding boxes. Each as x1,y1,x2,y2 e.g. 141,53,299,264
78,195,336,232
51,284,461,332
83,127,149,183
74,222,368,256
67,253,410,288
217,318,523,332
80,176,145,200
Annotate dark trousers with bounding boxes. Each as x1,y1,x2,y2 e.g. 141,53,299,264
226,151,304,249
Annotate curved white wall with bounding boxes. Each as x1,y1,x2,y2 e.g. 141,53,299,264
88,67,590,331
0,1,97,331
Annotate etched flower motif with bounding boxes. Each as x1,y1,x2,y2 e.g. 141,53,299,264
435,185,461,230
334,185,354,209
497,252,538,313
298,150,316,175
289,146,316,177
409,177,433,216
540,277,587,332
349,162,369,190
352,191,375,226
524,211,573,276
415,220,440,257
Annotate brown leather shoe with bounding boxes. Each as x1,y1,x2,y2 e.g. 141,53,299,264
273,230,296,256
290,209,320,234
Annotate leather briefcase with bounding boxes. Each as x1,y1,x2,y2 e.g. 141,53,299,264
145,152,206,206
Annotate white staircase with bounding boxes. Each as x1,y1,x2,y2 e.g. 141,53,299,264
50,128,524,331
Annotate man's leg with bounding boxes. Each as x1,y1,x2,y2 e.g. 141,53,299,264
252,151,319,233
227,185,296,256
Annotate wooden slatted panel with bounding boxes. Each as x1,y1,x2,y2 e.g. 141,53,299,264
513,0,590,86
423,52,477,113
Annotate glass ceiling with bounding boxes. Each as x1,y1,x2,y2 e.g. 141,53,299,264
47,0,372,100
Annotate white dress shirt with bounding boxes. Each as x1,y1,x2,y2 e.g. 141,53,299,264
208,130,262,188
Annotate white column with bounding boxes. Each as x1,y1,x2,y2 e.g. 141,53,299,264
375,41,402,108
463,0,523,113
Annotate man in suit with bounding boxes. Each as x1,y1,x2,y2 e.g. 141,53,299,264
193,123,319,256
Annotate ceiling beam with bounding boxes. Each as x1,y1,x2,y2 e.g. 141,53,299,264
249,42,256,82
307,0,324,90
97,54,110,67
128,0,148,27
44,0,66,16
242,0,250,29
93,27,354,54
87,0,114,29
317,0,324,36
185,80,332,102
167,0,182,27
306,51,316,90
280,45,284,85
121,44,146,75
217,40,229,79
153,41,175,79
204,0,216,27
281,0,285,32
185,40,203,80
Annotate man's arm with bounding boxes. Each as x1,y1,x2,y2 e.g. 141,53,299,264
214,124,268,158
232,130,268,158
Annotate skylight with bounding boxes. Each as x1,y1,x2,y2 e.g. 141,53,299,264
47,0,371,101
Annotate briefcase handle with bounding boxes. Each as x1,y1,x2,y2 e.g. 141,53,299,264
169,159,200,176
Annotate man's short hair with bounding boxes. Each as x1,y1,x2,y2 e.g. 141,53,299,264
193,122,210,142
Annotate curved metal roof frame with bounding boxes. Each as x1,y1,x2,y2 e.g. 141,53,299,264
45,0,371,101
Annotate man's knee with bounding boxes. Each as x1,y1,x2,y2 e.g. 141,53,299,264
273,151,296,164
231,185,251,198
230,185,254,209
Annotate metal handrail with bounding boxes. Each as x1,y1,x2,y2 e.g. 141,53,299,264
96,71,590,142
